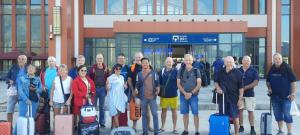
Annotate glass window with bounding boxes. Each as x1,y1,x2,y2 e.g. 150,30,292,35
227,0,242,14
17,0,27,4
2,15,12,52
17,15,27,52
156,0,164,15
281,5,290,15
127,0,134,14
31,5,41,14
16,5,27,14
2,0,12,4
247,0,254,14
138,0,153,15
45,5,48,14
1,5,12,14
232,34,243,43
259,0,266,14
45,0,48,4
168,0,183,15
281,15,290,58
45,15,48,48
217,0,223,15
186,0,194,15
219,44,231,57
108,0,123,14
232,44,242,57
282,0,290,4
31,16,41,48
31,0,41,4
198,0,213,14
96,0,104,14
219,34,231,43
84,0,92,14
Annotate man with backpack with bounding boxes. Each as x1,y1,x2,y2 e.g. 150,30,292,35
135,57,160,135
88,53,109,128
193,54,208,87
177,54,202,135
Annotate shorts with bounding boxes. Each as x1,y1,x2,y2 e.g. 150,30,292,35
160,97,178,109
239,97,256,111
219,101,239,118
7,95,18,113
53,102,65,109
180,94,198,115
272,96,293,123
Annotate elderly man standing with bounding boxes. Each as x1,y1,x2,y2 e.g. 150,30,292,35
177,54,201,135
267,53,297,135
6,55,28,123
238,56,259,135
214,56,244,135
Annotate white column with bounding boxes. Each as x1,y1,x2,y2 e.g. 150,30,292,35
74,0,79,58
55,0,61,65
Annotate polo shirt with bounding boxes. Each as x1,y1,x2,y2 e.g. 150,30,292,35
239,66,259,97
215,68,243,104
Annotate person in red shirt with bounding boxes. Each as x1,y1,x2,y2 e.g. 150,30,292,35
72,65,96,128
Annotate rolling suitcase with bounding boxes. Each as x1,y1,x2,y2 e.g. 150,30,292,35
209,93,230,135
111,109,128,127
111,126,136,135
0,120,11,135
35,112,50,134
17,104,35,135
260,97,272,135
54,106,74,135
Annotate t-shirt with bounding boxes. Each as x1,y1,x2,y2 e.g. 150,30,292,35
53,76,72,103
128,63,142,88
267,63,297,98
45,67,58,96
94,68,106,87
239,67,259,97
143,72,155,100
215,68,243,104
159,67,178,98
177,67,201,93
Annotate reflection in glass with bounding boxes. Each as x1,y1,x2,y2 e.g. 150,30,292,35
108,0,123,14
187,0,194,15
2,5,12,14
31,16,41,48
259,0,266,14
157,0,164,15
30,5,41,14
232,34,243,43
227,0,242,14
219,34,231,43
138,0,153,14
168,0,183,15
217,0,223,14
96,0,104,14
198,0,213,14
17,5,27,14
45,15,48,48
17,0,26,4
127,0,134,14
247,0,254,14
2,15,12,52
84,0,92,14
17,15,27,52
219,44,231,57
31,0,41,4
2,0,12,4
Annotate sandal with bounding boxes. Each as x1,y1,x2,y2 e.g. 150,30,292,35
159,128,165,133
173,129,180,134
148,127,155,132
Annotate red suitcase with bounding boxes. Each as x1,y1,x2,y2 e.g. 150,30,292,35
0,120,11,135
111,109,128,127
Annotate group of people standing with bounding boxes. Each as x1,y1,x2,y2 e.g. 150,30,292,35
5,51,297,135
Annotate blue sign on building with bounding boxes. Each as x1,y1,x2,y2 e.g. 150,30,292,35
142,33,218,44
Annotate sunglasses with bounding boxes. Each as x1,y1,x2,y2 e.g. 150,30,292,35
115,68,121,70
80,70,87,72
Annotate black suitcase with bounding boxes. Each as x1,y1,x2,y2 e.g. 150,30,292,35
78,121,99,135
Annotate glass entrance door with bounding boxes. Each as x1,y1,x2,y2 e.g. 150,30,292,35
170,45,192,63
143,45,168,71
193,44,217,65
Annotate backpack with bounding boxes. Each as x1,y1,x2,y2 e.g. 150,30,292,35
180,63,208,87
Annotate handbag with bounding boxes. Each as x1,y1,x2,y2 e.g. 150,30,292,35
7,85,17,96
290,101,300,116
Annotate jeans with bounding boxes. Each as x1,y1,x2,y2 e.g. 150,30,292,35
94,86,106,125
141,98,159,134
271,96,293,123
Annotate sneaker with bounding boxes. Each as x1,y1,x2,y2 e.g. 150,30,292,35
276,130,284,135
100,124,106,128
195,131,200,135
239,126,244,133
250,129,256,135
181,131,189,135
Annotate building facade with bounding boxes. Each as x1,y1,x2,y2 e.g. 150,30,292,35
0,0,300,79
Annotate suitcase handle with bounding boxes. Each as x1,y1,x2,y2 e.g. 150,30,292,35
215,92,225,114
60,105,71,114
